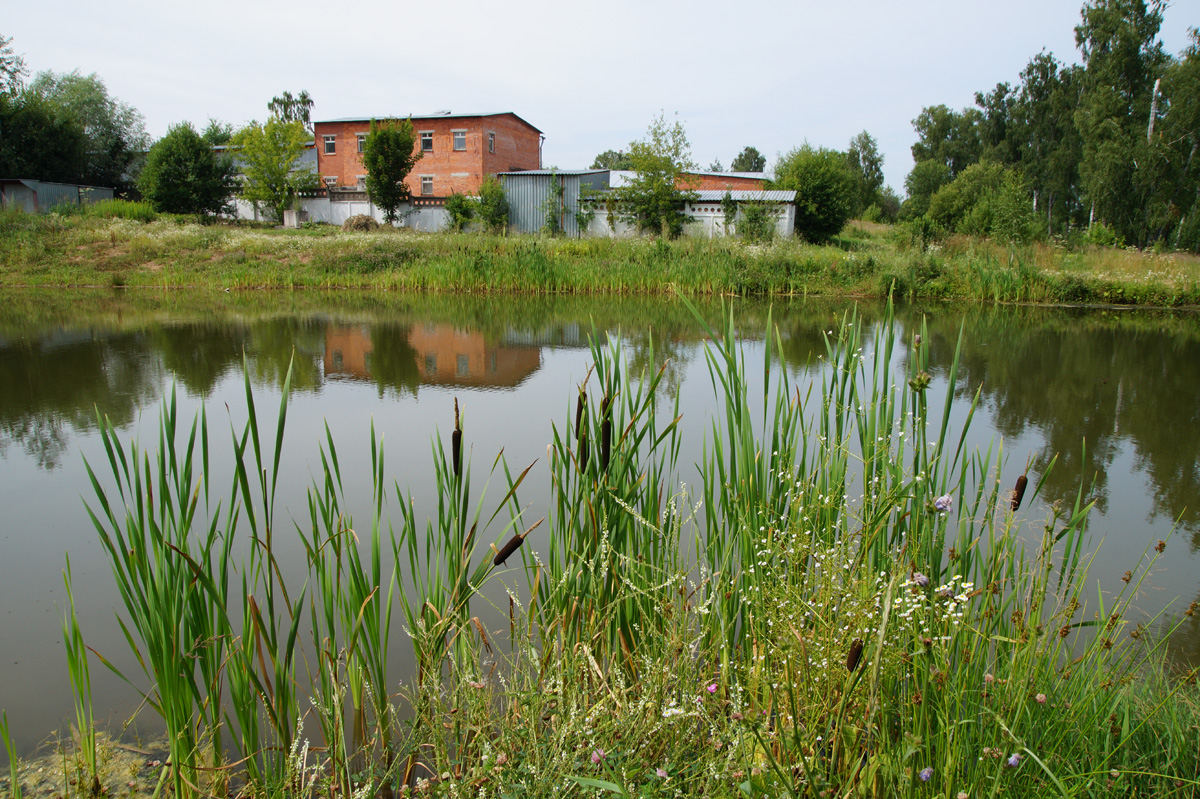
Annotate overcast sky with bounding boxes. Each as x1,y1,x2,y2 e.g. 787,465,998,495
6,0,1196,193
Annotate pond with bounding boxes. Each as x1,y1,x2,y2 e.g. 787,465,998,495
1,289,1198,759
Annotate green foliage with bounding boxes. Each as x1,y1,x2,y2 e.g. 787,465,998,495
200,118,234,146
772,144,855,242
233,117,319,223
721,190,737,231
541,171,563,236
27,69,149,192
0,32,27,95
444,192,476,232
138,122,238,216
616,112,698,238
477,177,509,234
85,198,156,222
846,130,885,216
927,161,1038,242
0,91,88,182
575,187,599,236
590,149,633,170
902,159,951,219
911,104,983,178
1083,220,1124,247
267,90,313,129
730,145,766,173
362,117,421,224
738,203,776,242
1074,1,1170,247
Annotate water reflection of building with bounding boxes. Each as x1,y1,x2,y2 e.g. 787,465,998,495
324,324,541,388
325,325,376,379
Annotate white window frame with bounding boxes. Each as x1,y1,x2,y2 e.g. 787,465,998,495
420,131,434,152
323,176,337,187
487,131,495,154
357,133,366,153
356,175,367,190
420,176,433,196
323,135,336,155
452,129,467,152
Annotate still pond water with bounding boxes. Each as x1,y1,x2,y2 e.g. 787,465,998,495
1,289,1198,756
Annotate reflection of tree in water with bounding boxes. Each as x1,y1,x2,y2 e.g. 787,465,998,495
155,320,327,396
624,329,693,402
773,303,882,378
154,323,245,396
368,324,421,398
246,319,326,392
0,331,160,468
918,308,1200,542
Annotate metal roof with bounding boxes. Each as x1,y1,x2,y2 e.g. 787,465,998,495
693,190,795,202
312,112,543,133
496,169,608,177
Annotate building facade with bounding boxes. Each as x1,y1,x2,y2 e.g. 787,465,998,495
313,112,542,197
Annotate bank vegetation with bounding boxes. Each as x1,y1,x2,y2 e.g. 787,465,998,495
1,206,1199,308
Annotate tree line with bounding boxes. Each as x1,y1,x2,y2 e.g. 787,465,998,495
902,0,1199,250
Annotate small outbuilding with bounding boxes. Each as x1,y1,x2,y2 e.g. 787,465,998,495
0,180,114,213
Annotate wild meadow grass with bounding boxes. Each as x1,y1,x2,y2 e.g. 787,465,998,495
3,300,1200,798
1,207,1198,305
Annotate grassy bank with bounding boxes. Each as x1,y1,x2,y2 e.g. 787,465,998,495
2,207,1199,306
4,302,1199,799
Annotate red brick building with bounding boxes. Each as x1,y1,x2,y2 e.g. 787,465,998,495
313,112,542,197
683,171,768,191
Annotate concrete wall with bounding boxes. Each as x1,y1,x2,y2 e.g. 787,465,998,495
576,199,794,239
233,196,450,232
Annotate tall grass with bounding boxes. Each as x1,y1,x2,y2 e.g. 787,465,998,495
2,209,1198,304
14,298,1199,797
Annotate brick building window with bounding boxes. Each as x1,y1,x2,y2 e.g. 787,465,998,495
488,132,495,153
452,130,466,151
324,135,336,154
420,131,433,152
421,176,433,196
356,175,367,190
323,176,337,187
357,134,366,153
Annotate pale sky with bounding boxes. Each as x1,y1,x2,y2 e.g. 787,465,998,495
6,0,1196,194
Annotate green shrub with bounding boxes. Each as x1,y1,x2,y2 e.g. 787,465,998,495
476,177,509,234
1083,220,1124,248
738,203,776,242
444,192,476,232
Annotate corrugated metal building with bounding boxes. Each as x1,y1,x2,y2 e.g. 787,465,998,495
0,180,114,213
497,170,610,236
686,190,797,238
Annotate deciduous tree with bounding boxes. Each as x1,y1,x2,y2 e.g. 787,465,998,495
0,91,87,182
590,149,633,170
0,33,27,95
616,113,697,238
268,90,314,130
730,146,766,173
911,104,982,178
771,144,855,241
362,117,421,223
233,117,319,222
138,122,238,216
27,70,149,191
846,131,884,216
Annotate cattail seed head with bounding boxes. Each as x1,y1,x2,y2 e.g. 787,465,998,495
493,533,526,567
1011,474,1028,511
452,398,462,479
846,639,864,672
